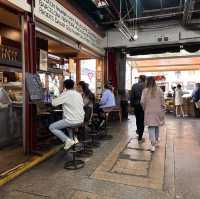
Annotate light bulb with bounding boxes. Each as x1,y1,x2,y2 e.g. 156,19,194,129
133,34,138,40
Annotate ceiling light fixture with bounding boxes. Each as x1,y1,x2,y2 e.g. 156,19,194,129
116,0,138,42
116,20,136,41
48,53,61,60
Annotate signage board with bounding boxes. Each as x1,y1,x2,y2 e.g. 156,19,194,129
25,73,44,101
0,45,21,68
34,0,104,54
6,0,31,12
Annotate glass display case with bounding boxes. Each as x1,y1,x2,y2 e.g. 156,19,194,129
0,71,23,148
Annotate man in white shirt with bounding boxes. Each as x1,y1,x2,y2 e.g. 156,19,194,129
49,79,85,150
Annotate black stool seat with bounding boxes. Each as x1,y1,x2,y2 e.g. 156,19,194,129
64,124,85,170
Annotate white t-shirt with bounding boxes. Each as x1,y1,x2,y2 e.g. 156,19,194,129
175,88,184,105
52,90,85,124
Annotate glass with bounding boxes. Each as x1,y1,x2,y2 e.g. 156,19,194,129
80,59,96,93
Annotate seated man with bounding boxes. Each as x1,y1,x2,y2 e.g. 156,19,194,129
94,84,116,129
99,83,116,108
49,79,85,150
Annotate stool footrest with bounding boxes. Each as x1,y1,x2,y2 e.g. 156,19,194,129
64,160,85,170
98,134,113,140
77,149,93,158
68,144,83,153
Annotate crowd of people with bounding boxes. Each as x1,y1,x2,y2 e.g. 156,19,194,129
49,79,116,150
131,76,200,152
48,76,200,153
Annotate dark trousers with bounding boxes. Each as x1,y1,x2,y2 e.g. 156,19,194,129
194,103,200,118
133,104,144,140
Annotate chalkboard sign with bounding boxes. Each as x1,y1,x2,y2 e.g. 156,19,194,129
25,73,44,101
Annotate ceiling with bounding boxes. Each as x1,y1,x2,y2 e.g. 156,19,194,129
69,0,200,30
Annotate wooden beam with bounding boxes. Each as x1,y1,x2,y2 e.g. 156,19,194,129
138,65,200,72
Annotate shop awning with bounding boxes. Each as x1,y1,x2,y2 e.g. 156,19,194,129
130,56,200,72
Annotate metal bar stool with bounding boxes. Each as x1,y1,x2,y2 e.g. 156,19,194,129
98,108,113,140
76,125,93,158
64,124,85,170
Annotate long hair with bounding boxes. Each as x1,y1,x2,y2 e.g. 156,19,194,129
146,77,157,98
78,81,95,103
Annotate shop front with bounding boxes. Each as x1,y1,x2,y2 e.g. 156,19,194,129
0,0,105,179
25,0,105,152
0,2,31,174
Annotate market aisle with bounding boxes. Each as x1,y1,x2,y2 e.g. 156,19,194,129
167,117,200,199
0,116,200,199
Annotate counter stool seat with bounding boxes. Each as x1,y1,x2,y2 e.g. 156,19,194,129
64,124,85,170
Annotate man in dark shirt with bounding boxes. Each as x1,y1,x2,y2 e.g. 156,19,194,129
192,83,200,117
130,75,146,142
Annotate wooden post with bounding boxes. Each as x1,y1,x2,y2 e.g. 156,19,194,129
23,13,37,154
76,58,81,83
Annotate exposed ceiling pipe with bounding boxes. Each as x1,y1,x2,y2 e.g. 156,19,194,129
143,6,182,14
102,11,184,24
104,6,117,20
183,0,195,25
106,0,120,18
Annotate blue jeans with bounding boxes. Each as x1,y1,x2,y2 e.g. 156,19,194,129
49,119,75,142
148,126,159,143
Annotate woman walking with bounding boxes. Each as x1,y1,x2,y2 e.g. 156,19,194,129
141,77,165,152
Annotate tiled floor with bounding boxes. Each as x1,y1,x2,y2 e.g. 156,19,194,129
1,115,200,199
91,127,166,190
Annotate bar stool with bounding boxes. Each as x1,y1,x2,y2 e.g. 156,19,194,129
98,107,113,140
64,124,85,170
76,124,93,158
87,113,101,148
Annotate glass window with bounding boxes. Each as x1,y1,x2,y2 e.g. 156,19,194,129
80,59,96,93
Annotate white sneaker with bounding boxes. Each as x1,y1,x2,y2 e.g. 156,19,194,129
151,145,155,152
156,138,160,145
74,136,79,144
64,139,75,150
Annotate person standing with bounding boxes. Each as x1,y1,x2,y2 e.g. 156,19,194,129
192,83,200,118
175,84,185,117
141,77,165,152
49,79,85,150
130,75,146,143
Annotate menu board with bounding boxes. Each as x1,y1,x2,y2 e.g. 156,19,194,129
25,73,44,101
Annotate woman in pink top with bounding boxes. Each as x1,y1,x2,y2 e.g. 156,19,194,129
141,77,165,152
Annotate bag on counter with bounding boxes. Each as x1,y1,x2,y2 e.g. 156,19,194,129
195,100,200,109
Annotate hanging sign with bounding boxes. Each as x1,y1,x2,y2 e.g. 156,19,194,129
34,0,104,54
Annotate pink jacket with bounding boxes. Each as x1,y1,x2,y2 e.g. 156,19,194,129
141,88,165,126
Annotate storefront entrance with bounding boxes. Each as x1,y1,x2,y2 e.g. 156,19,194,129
0,6,28,173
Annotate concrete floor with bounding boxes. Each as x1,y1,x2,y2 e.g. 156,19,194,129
0,115,200,199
